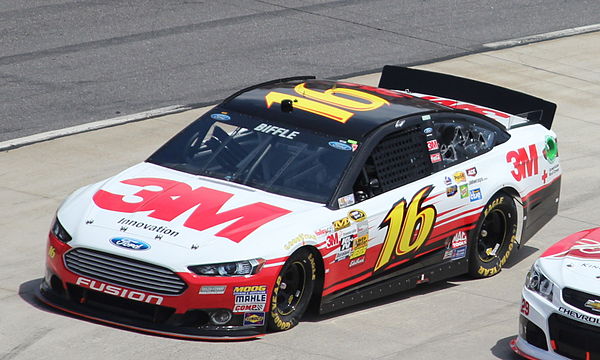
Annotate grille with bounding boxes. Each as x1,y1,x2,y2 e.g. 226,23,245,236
563,287,600,315
548,313,600,360
519,315,548,350
64,248,187,295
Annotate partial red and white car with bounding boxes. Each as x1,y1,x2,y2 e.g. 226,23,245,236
512,228,600,360
38,66,561,339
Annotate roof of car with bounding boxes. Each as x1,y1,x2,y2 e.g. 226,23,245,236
219,79,448,140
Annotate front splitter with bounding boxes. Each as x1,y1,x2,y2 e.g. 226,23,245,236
36,283,266,341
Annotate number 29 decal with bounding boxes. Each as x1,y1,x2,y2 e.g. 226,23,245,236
374,186,437,272
265,83,389,123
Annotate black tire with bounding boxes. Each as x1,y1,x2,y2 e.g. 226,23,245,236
468,192,518,278
268,249,317,332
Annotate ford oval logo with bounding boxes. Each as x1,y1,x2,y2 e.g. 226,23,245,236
328,141,352,151
210,113,231,121
109,237,150,251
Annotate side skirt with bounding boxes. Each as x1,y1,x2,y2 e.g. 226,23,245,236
318,258,468,314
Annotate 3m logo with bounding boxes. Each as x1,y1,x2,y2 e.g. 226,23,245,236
326,233,340,248
93,178,290,243
374,186,437,272
506,144,538,181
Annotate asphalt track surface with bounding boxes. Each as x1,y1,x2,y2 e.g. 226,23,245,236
3,0,600,142
1,30,600,359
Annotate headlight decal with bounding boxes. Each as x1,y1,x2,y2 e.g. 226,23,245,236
525,263,556,302
51,218,72,243
188,258,265,276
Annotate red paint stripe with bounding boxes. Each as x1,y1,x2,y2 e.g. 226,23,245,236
437,203,470,218
436,205,484,224
426,224,477,246
323,272,373,295
509,338,541,360
427,192,445,202
522,175,560,203
322,244,445,295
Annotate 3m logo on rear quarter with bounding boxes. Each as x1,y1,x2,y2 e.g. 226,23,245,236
93,178,290,243
506,144,538,181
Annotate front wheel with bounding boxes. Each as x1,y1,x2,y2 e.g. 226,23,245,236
268,249,317,331
468,192,518,278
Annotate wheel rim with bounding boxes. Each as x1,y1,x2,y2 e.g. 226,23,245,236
477,209,507,262
276,261,307,316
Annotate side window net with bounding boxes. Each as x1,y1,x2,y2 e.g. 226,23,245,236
370,126,432,192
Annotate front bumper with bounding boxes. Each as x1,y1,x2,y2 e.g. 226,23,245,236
512,287,600,360
37,281,264,340
40,234,283,340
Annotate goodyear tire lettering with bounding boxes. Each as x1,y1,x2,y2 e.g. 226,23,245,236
469,193,518,278
268,249,317,332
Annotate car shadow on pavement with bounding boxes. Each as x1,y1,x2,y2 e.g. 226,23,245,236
18,278,48,311
503,244,539,270
491,335,524,359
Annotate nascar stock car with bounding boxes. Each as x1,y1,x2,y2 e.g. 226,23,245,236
511,228,600,360
38,65,561,339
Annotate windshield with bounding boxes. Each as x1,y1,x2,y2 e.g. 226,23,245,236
147,110,356,203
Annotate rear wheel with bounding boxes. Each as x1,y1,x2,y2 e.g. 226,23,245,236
468,192,518,278
268,249,316,331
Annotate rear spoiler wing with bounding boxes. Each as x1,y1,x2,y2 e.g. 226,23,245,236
378,65,556,129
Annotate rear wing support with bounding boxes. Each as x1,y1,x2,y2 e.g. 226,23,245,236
378,65,557,129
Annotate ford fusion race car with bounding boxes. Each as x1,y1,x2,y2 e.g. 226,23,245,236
38,66,561,339
511,228,600,360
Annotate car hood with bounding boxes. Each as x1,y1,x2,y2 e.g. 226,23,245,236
57,162,326,270
538,228,600,295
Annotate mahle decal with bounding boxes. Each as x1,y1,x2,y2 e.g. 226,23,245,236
374,186,437,272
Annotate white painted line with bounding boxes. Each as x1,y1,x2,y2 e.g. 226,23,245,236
484,23,600,49
0,104,192,151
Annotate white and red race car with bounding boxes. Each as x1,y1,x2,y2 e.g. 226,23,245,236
512,228,600,360
38,66,561,339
